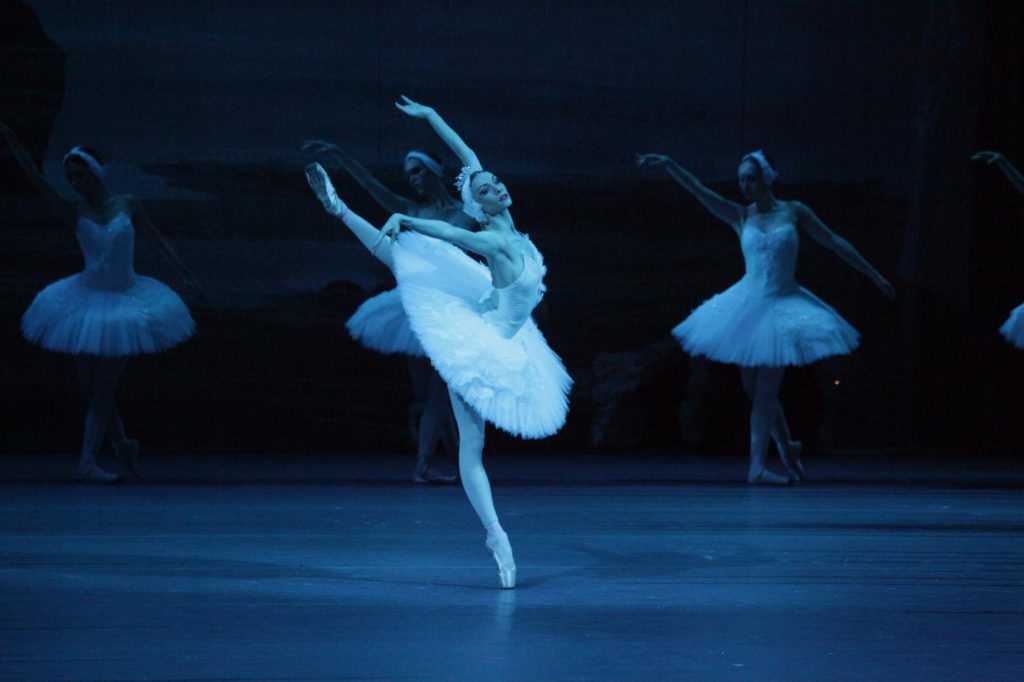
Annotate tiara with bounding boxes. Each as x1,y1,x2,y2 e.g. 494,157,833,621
455,165,474,192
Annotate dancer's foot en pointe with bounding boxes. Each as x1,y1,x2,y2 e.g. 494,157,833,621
485,526,517,589
778,439,805,482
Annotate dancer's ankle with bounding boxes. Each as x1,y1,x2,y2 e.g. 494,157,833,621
484,520,505,539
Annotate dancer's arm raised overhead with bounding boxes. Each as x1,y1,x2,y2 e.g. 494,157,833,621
793,202,895,300
305,162,399,268
636,153,745,233
126,196,203,295
973,151,1024,195
395,96,482,171
0,120,76,227
303,139,417,214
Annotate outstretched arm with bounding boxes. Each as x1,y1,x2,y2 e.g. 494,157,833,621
635,153,744,232
0,120,75,226
302,139,415,214
305,163,395,268
128,196,203,295
395,96,481,170
973,151,1024,195
795,202,895,300
381,214,499,260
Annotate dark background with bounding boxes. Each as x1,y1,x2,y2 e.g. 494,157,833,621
1,0,1021,461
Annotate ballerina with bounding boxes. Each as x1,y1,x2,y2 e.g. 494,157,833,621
302,140,473,484
359,96,572,587
1,121,199,482
973,151,1024,348
637,150,894,484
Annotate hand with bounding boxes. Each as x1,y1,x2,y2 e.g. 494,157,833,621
875,276,896,301
394,95,434,119
972,151,1003,165
381,214,404,240
635,153,672,168
304,163,346,217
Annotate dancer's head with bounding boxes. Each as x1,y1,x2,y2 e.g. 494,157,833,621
403,150,445,197
63,146,107,198
738,150,778,201
457,167,512,223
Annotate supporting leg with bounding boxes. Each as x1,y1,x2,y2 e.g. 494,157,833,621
74,356,126,483
741,366,803,481
745,366,791,485
448,387,515,588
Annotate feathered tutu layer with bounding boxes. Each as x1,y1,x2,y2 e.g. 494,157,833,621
1000,303,1024,349
345,288,425,357
673,277,860,367
21,274,195,356
393,232,572,439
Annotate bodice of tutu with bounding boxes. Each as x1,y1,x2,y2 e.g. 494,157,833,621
740,220,799,297
76,211,136,291
482,236,547,339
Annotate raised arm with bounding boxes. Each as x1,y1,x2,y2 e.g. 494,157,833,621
973,151,1024,195
302,139,415,214
305,163,396,268
395,96,481,170
636,153,744,232
127,196,203,295
381,214,500,260
794,202,895,300
0,120,75,226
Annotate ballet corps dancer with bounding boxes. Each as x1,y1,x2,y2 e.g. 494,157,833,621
1,121,199,482
637,150,894,485
307,97,572,587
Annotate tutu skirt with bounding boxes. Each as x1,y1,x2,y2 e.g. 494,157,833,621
21,273,195,356
345,288,425,357
393,232,572,439
673,277,860,367
1000,303,1024,349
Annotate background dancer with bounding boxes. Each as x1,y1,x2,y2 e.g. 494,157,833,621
637,150,894,484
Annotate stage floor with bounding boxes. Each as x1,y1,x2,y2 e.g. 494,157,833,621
1,452,1022,681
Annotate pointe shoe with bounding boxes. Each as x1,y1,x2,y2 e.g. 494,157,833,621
485,532,517,589
412,463,458,485
779,440,806,482
113,438,140,478
747,466,792,486
76,463,120,484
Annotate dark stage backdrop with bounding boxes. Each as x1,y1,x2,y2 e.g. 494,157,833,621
1,0,1021,458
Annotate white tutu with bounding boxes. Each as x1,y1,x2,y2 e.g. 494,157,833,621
345,288,425,357
22,273,195,356
393,231,571,439
673,220,859,367
673,278,860,367
21,210,194,357
1000,303,1024,349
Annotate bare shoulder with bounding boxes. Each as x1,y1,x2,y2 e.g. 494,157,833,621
787,199,812,216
